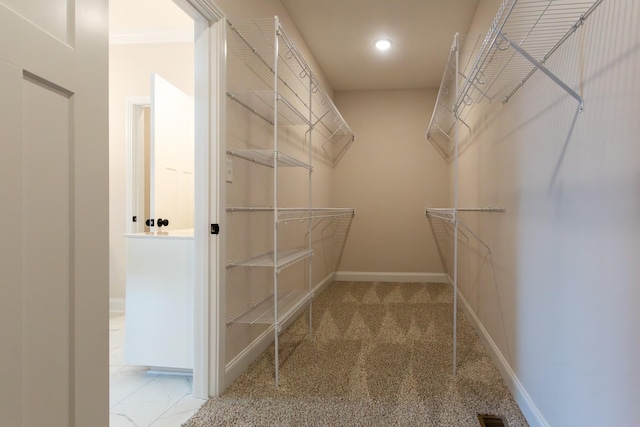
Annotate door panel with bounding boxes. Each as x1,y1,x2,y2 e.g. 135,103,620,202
0,0,70,43
0,59,25,427
0,0,108,425
151,73,195,230
22,74,72,426
0,56,75,427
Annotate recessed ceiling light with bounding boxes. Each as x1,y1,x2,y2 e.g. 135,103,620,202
374,38,392,51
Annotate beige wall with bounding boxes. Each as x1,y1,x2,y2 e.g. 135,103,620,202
456,1,640,426
109,42,194,300
332,89,448,274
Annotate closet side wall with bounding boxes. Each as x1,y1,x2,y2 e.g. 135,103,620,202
459,2,640,426
333,89,447,276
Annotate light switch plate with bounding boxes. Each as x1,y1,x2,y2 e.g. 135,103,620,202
226,158,233,183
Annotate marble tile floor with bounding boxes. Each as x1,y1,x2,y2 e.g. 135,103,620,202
110,313,205,427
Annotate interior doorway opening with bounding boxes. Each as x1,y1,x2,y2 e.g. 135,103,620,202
108,0,206,424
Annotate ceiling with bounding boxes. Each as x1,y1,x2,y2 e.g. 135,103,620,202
109,0,481,91
281,0,480,91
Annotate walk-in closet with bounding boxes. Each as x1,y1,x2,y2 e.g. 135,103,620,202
97,0,640,426
202,1,640,426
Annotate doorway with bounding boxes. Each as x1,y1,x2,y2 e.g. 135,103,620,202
126,73,196,237
108,0,223,424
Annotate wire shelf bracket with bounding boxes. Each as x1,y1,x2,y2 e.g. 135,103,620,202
500,33,584,112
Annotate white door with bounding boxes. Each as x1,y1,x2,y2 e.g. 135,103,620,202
151,73,195,231
0,1,108,426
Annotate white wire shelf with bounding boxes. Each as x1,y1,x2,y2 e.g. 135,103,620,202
312,105,355,165
226,149,312,170
227,17,355,166
426,0,604,160
321,132,355,166
425,207,506,223
227,91,310,127
227,290,312,326
225,16,357,389
426,208,456,223
460,0,604,108
227,18,312,117
226,207,355,221
277,207,355,223
227,248,313,272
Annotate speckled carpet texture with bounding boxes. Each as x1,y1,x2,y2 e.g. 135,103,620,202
183,281,529,426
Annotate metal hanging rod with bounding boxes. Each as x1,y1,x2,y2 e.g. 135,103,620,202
457,207,506,212
227,207,355,213
277,212,354,224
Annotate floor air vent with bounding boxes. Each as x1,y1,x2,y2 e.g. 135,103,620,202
478,414,508,427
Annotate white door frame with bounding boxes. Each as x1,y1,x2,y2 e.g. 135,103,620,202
173,0,226,398
125,97,150,234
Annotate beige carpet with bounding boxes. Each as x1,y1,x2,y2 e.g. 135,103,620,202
184,281,529,426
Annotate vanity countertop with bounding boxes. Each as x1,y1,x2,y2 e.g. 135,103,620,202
124,228,194,239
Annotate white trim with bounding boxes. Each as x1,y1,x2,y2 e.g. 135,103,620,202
206,15,228,398
179,0,225,400
457,290,549,427
312,272,336,295
125,97,151,235
191,14,210,400
334,271,449,283
179,0,225,21
224,273,335,387
224,326,273,389
109,298,126,314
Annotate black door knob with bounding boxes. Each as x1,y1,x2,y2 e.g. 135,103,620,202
145,218,154,227
157,218,169,227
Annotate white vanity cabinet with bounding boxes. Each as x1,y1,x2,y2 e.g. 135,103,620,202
124,230,194,370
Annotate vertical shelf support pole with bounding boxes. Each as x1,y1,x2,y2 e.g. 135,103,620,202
452,32,460,376
273,17,280,388
308,74,313,338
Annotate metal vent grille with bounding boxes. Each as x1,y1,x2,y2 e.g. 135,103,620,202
478,414,509,427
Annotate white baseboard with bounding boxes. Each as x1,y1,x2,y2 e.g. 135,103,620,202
224,325,274,389
312,271,336,295
457,290,549,427
110,298,126,314
334,271,449,283
224,272,336,388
